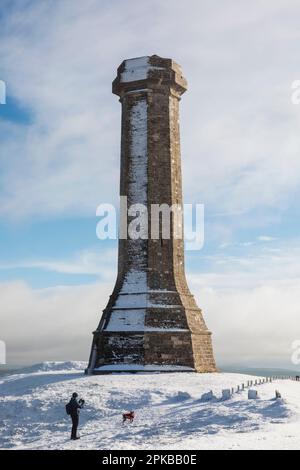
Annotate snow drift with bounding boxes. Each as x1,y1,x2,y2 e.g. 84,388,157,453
0,362,299,450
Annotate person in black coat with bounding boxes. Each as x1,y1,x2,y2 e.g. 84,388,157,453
68,392,85,440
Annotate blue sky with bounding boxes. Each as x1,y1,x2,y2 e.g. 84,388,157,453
1,0,300,367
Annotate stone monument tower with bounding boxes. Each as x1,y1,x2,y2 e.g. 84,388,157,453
87,55,217,373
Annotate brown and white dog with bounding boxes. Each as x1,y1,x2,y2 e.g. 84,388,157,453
122,411,135,423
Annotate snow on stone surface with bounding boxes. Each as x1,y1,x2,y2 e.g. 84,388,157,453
146,303,182,308
120,57,164,83
114,293,182,310
114,293,147,308
105,309,189,332
121,57,150,82
128,98,147,206
119,270,147,294
94,364,194,371
148,290,178,294
105,309,145,331
1,361,300,450
143,328,190,332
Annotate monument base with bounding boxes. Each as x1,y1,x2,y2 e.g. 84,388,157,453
85,364,195,375
86,329,217,375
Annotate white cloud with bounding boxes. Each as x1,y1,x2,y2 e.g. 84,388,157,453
187,246,300,366
257,235,276,242
190,240,300,289
1,0,300,219
0,248,117,279
1,0,300,369
0,240,299,367
1,270,299,367
196,281,300,368
0,280,111,365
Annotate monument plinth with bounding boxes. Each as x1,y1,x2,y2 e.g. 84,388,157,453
87,55,217,373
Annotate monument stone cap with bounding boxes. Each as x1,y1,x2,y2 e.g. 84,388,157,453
112,54,187,97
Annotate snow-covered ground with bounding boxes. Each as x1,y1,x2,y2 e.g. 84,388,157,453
0,362,299,450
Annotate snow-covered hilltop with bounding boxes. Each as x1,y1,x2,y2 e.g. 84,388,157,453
0,362,299,450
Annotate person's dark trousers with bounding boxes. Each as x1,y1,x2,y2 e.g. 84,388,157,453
71,413,79,439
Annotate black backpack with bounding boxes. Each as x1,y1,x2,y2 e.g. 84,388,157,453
65,401,72,415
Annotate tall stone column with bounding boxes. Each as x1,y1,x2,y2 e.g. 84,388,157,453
87,55,217,373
